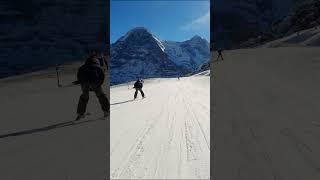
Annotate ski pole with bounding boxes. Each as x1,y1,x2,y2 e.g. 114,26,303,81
56,65,62,87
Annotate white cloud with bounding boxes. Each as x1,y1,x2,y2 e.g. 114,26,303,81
180,11,210,31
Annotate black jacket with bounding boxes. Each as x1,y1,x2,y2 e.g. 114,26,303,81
134,80,143,89
77,56,105,85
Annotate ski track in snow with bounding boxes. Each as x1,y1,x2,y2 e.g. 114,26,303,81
110,75,210,179
0,70,109,180
212,47,320,180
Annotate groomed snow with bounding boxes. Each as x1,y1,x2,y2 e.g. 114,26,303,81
0,64,109,180
110,75,210,179
212,47,320,180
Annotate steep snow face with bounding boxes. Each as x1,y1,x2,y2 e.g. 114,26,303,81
118,27,148,41
118,27,165,52
152,34,165,52
110,28,184,85
163,36,210,72
262,25,320,47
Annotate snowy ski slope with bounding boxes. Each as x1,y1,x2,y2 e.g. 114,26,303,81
110,74,210,179
213,47,320,180
0,64,109,180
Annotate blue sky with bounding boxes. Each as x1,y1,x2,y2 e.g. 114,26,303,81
110,0,210,43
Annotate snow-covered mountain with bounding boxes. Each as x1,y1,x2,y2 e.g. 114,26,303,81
238,0,320,48
110,27,209,85
163,35,210,72
263,0,320,48
271,0,320,37
0,0,107,78
262,25,320,48
110,27,184,85
213,0,301,49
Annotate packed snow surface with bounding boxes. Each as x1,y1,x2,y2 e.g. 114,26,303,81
0,63,109,180
110,74,210,179
212,47,320,180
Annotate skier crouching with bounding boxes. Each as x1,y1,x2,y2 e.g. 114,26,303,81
133,79,145,99
75,51,110,120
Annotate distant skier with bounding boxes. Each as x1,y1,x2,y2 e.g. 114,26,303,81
75,51,110,120
133,79,145,99
177,73,181,80
217,49,224,61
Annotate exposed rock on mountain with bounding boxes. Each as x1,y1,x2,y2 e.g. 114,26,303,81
0,0,107,78
110,27,209,85
163,35,210,72
110,27,184,85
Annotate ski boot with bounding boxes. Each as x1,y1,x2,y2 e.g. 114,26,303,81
75,113,85,121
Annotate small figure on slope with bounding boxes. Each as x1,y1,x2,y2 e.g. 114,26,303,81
75,51,110,120
217,49,224,61
133,79,145,99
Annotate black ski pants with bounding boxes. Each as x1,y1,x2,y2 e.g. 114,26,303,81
134,88,145,99
217,53,224,61
77,83,110,115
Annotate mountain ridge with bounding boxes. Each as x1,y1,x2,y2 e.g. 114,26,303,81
110,27,209,85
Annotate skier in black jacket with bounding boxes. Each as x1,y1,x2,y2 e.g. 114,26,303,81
133,79,145,99
75,51,110,120
217,49,224,61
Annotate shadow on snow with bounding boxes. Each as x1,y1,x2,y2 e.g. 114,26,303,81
0,118,105,139
110,99,135,106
